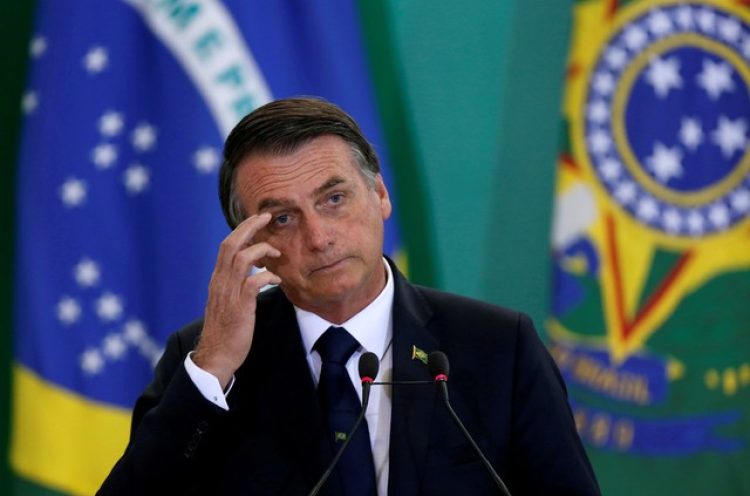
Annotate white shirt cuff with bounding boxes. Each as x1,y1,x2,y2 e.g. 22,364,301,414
184,352,234,411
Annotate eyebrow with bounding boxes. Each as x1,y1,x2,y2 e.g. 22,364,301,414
256,176,347,212
313,176,346,196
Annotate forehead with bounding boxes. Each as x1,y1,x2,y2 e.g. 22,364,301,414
234,135,361,211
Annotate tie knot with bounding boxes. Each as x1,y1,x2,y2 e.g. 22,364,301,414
314,326,360,364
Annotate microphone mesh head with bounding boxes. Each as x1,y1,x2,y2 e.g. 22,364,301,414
428,351,450,378
358,351,380,380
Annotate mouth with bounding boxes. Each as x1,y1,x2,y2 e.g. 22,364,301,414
310,257,350,274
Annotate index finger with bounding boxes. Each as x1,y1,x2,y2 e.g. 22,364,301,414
219,212,273,257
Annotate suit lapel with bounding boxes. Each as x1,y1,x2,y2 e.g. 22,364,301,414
387,264,439,496
246,290,338,494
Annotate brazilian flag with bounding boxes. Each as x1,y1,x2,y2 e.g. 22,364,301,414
549,1,750,494
9,1,409,494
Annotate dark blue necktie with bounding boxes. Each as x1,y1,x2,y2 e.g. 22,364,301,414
314,326,377,496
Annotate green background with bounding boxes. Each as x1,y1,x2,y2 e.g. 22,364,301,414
0,1,570,494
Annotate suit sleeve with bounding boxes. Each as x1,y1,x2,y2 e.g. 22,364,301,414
506,314,601,496
97,329,229,495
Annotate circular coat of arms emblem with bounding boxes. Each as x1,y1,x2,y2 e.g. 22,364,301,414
584,2,750,237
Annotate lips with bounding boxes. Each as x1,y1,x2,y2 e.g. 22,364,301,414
310,257,350,274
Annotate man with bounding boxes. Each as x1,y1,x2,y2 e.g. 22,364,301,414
99,97,600,495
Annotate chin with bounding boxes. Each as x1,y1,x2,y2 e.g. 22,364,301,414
315,280,360,301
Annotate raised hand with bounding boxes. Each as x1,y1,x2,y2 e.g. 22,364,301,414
193,212,281,388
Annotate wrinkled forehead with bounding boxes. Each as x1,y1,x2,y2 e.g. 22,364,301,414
233,136,364,210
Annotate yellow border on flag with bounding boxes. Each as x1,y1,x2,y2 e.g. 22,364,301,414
10,364,131,496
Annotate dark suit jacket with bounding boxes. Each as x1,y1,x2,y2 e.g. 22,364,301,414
99,262,600,495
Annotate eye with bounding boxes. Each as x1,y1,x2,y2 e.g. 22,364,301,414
329,193,344,204
273,214,290,226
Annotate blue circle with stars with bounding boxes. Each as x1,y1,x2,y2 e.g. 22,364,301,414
626,47,750,191
584,3,750,237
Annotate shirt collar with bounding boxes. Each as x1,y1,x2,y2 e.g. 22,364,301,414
295,258,394,358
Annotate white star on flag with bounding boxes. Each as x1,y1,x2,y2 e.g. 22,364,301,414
730,189,750,213
743,38,750,60
708,203,730,228
599,158,622,181
679,117,703,150
149,351,162,368
96,292,124,322
697,8,717,33
21,91,39,115
123,319,147,345
662,209,682,233
138,339,160,360
697,59,735,100
60,178,87,207
588,129,612,155
605,47,627,70
675,7,694,30
587,100,609,124
636,197,659,222
593,71,615,95
645,56,682,98
91,143,118,169
57,296,82,325
623,25,648,51
614,181,637,204
103,334,128,360
99,111,125,137
84,46,109,74
712,116,747,158
646,10,673,37
124,164,150,194
132,123,157,152
647,142,683,183
687,210,705,235
718,17,741,43
74,258,101,288
194,146,221,173
81,348,105,375
30,35,47,58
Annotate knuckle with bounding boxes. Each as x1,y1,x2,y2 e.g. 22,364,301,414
233,249,255,269
243,275,265,292
219,236,239,253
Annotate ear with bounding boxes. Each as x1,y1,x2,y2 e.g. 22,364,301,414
374,174,392,220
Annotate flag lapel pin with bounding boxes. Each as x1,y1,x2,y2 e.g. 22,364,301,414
411,345,428,365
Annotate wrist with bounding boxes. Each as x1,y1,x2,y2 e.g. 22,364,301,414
192,349,235,389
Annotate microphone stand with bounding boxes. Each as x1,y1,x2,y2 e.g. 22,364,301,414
435,379,512,496
308,379,373,496
372,380,432,386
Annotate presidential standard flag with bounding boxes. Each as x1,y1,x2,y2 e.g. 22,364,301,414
12,2,404,494
548,1,750,494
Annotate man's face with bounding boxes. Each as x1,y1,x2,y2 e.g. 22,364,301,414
234,135,392,321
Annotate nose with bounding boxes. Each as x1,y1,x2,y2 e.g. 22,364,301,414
303,213,333,252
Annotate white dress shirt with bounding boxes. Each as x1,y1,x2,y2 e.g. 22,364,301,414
185,259,394,496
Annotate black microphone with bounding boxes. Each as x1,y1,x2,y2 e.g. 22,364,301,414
359,351,379,406
428,351,512,496
308,352,380,496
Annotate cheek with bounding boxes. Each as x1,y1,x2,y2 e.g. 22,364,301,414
263,251,289,273
258,231,295,263
263,245,305,280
